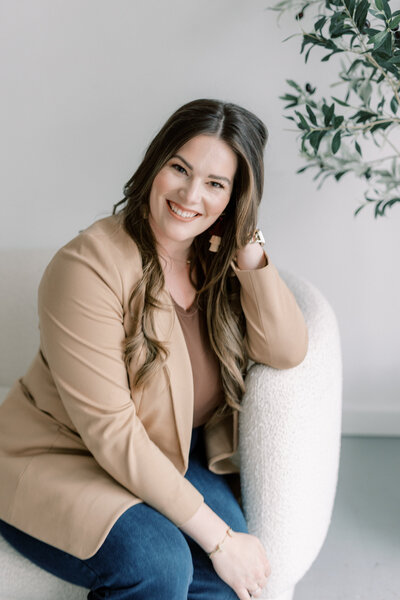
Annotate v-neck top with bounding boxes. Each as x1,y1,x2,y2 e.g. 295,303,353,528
172,297,225,427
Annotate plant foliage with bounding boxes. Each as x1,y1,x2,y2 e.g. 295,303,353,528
268,0,400,217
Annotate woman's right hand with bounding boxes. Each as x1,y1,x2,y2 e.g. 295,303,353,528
210,530,271,599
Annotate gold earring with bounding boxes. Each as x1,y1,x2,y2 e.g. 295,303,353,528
209,235,221,252
208,213,225,252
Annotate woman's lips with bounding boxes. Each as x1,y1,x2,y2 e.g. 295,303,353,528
166,199,201,221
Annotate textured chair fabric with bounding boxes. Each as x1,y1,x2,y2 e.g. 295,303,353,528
240,270,342,599
0,249,342,600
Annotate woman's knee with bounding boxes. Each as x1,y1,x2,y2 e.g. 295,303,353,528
150,528,194,590
89,504,193,591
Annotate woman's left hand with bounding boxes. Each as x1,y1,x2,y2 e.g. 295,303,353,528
235,243,267,271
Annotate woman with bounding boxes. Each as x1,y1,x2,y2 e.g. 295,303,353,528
0,99,308,599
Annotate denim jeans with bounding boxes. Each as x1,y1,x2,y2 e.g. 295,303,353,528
0,425,248,599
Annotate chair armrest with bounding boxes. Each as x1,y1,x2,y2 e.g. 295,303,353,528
239,270,342,599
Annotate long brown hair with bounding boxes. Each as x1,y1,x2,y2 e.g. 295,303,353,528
113,99,268,427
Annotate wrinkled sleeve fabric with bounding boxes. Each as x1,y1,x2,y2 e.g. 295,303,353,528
232,251,308,368
38,232,204,527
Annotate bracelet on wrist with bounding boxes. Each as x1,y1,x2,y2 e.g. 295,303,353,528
207,527,234,559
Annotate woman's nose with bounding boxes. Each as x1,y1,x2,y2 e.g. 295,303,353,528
179,178,202,205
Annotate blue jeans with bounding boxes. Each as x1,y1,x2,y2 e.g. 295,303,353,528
0,425,248,599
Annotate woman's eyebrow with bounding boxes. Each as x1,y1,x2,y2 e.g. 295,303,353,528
171,154,232,185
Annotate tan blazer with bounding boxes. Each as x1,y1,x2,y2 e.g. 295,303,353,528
0,214,308,559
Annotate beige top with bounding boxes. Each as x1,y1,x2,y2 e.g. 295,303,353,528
172,298,224,428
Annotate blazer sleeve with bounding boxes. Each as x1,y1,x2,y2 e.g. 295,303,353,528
38,231,204,527
232,250,308,368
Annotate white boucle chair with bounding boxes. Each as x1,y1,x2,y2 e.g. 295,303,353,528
0,248,342,600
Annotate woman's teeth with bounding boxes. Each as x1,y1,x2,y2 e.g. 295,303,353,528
168,201,198,218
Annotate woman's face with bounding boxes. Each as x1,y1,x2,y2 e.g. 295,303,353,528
148,134,237,251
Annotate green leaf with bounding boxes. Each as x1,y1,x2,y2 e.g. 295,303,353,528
323,103,335,126
377,96,385,111
344,0,356,17
304,46,313,64
380,61,399,77
354,204,366,216
331,95,350,107
333,115,345,128
358,81,373,105
355,141,362,155
308,130,325,152
279,94,299,102
306,104,318,125
329,13,349,38
286,79,303,93
381,0,391,19
321,49,345,61
389,15,400,28
296,165,314,174
390,95,398,114
375,200,384,218
351,109,377,122
347,58,366,75
370,29,389,48
282,33,300,43
371,13,387,22
375,0,383,10
369,121,392,133
378,32,392,56
332,131,342,154
354,0,370,30
294,111,310,131
314,16,327,32
334,170,350,181
382,198,400,214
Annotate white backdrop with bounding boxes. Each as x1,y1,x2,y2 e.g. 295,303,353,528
1,0,399,434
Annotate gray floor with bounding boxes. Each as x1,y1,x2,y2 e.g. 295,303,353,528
294,436,400,600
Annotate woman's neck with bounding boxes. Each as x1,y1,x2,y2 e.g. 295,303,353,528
149,218,192,266
155,240,193,272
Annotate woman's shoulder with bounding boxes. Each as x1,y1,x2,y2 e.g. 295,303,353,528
78,213,139,256
60,213,141,263
41,213,143,298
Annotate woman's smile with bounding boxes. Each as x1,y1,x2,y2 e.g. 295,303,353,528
166,199,201,221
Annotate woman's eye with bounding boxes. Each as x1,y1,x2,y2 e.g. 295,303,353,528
209,181,224,190
171,163,187,175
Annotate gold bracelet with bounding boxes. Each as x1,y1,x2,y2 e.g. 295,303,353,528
208,527,234,559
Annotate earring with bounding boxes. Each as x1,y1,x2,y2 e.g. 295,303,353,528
209,234,221,253
208,214,225,253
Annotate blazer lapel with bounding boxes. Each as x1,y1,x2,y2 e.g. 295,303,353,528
154,290,194,470
150,289,238,474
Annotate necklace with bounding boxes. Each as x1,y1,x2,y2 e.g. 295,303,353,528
158,253,191,268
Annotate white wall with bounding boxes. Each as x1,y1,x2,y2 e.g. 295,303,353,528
1,0,399,434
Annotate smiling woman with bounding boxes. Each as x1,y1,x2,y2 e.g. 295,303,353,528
149,135,237,249
0,99,308,600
